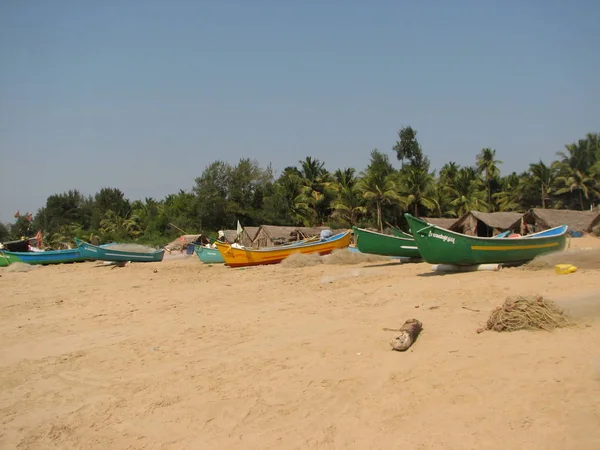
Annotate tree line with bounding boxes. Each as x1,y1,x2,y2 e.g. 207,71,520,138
1,127,599,247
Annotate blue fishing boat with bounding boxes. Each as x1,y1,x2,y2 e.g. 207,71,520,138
195,246,225,264
74,238,165,263
0,248,85,265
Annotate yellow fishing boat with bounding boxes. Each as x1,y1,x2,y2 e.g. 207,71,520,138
214,230,352,267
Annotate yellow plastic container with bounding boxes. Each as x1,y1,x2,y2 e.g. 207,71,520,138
555,264,578,275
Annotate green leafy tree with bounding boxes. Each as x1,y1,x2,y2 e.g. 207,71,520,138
10,216,33,239
263,169,314,226
228,158,274,225
393,126,424,168
0,222,10,241
34,190,91,234
193,161,232,230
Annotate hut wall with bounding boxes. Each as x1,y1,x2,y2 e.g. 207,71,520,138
241,228,259,247
453,215,478,236
253,227,299,247
253,228,271,248
588,215,600,234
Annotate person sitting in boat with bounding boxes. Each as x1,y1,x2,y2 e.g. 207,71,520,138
217,230,226,243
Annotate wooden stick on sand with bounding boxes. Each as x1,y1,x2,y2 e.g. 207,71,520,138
388,318,423,351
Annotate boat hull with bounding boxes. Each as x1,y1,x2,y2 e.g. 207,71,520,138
74,238,165,262
405,213,568,265
195,246,225,264
353,227,421,258
215,230,352,267
0,248,85,265
0,254,9,267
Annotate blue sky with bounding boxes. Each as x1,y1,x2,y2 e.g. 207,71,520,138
1,0,599,223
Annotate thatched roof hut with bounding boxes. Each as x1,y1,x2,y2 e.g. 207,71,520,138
165,234,208,252
253,225,303,247
296,226,323,237
421,217,457,229
509,208,600,234
220,229,239,244
240,226,259,247
589,214,600,234
450,211,523,237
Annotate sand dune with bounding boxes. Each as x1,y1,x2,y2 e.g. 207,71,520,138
1,236,600,449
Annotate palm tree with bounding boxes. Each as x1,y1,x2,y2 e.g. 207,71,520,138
429,181,456,217
397,166,437,216
528,161,557,208
296,157,334,225
99,210,144,239
439,162,460,184
446,167,489,216
357,174,401,232
476,148,502,208
276,172,314,226
492,172,524,211
330,168,366,226
553,164,598,210
299,157,326,182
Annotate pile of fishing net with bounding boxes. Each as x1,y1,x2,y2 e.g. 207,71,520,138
104,243,157,253
483,295,573,332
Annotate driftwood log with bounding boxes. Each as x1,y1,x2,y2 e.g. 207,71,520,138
388,319,423,351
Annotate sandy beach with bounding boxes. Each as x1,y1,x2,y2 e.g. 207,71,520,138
1,238,600,450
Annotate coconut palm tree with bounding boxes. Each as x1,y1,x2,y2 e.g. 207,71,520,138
528,161,557,208
439,162,460,184
329,168,366,226
429,182,456,217
397,165,437,216
492,172,525,211
275,171,315,226
296,157,334,225
446,167,489,216
476,148,502,208
357,174,401,232
553,165,598,210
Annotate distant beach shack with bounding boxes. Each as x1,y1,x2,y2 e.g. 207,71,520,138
253,226,301,247
450,211,523,237
240,226,259,247
509,208,600,236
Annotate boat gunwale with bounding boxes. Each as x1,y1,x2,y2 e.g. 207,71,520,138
352,226,415,243
0,248,81,256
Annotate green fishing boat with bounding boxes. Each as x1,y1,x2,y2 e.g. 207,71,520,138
404,213,568,265
352,226,421,258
